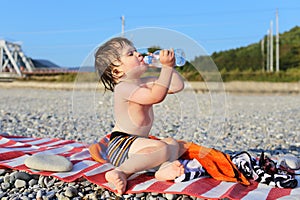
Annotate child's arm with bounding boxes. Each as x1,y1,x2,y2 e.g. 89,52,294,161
118,50,175,105
142,69,184,94
168,69,184,94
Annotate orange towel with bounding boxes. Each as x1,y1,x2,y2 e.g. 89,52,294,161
179,141,250,185
89,135,250,185
89,134,110,164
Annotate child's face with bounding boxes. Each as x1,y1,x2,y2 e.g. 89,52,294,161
118,44,147,77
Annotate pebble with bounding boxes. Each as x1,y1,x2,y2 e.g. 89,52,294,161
1,182,10,190
24,154,73,172
13,171,32,181
36,190,43,199
64,186,78,197
0,169,6,176
38,176,45,187
0,88,299,199
14,179,26,188
165,193,177,199
44,176,55,188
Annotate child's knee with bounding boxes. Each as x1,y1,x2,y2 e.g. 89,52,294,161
162,137,178,144
162,138,179,149
154,141,170,160
137,141,169,158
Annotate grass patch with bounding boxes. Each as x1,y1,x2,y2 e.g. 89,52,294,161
19,68,300,83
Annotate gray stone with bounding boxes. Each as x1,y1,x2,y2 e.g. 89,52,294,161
135,192,145,198
36,190,43,199
24,154,73,172
46,190,56,198
83,186,92,193
14,179,26,188
3,174,10,183
1,182,10,190
38,176,45,187
29,179,38,187
165,193,177,200
64,186,78,198
44,177,55,188
57,193,70,200
0,192,7,198
78,192,84,197
80,180,91,187
0,169,7,176
149,196,158,200
54,180,64,187
14,171,32,181
151,192,159,196
182,196,193,200
9,171,18,183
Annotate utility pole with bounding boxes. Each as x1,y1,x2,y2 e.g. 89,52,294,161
121,15,125,37
266,29,270,72
276,9,280,72
270,20,273,72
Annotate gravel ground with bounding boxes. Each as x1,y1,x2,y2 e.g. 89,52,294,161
0,87,299,199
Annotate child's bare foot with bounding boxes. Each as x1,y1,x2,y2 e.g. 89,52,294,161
155,160,184,181
105,169,127,195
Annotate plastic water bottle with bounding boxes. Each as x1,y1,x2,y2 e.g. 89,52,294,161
143,49,186,67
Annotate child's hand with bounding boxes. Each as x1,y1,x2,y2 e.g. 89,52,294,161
159,49,175,67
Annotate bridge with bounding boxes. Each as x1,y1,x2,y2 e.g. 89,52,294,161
0,40,76,81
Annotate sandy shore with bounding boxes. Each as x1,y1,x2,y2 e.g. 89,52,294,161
1,87,299,153
0,81,300,94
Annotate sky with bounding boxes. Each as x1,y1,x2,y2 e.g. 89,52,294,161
1,0,299,68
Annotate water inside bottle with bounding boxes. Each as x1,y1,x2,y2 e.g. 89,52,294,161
143,49,186,67
174,49,186,66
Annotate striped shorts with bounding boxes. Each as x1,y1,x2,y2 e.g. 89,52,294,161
107,131,138,167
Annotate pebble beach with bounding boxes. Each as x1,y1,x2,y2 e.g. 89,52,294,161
0,82,299,199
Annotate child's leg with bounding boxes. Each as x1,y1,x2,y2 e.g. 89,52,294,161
154,160,184,181
119,137,172,173
160,137,180,161
106,137,171,194
127,137,184,181
105,169,128,195
105,137,183,194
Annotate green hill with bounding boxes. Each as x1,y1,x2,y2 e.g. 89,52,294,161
179,26,300,82
211,26,300,71
278,26,300,70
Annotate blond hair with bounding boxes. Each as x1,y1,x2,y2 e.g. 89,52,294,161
94,37,133,91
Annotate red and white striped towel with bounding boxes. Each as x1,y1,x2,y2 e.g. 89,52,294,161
0,135,299,199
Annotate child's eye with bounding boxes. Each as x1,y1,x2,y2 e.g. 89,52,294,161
128,52,134,56
128,50,137,56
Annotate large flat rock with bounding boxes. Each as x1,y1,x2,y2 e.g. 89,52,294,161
25,154,73,172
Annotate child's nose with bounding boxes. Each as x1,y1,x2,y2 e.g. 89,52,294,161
135,51,142,57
